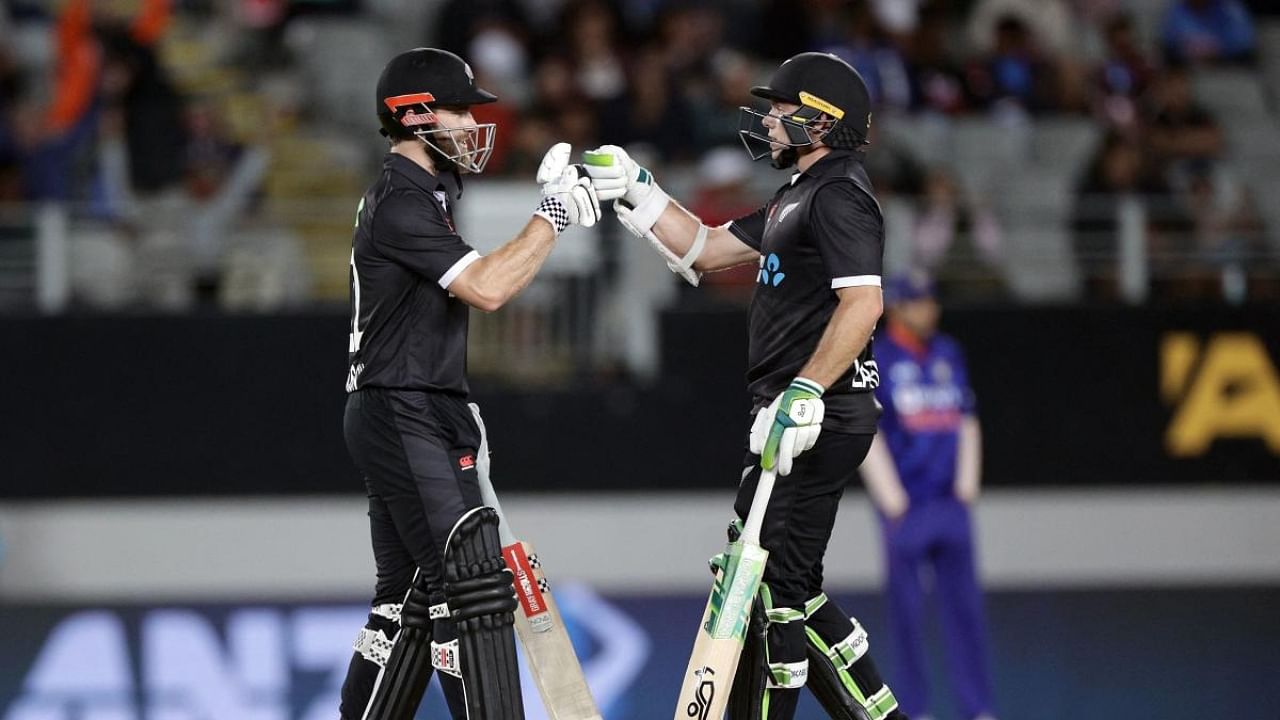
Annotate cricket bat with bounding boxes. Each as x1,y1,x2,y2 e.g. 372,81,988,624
472,409,602,720
673,467,777,720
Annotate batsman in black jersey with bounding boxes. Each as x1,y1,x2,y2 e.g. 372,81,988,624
339,48,601,720
585,53,907,720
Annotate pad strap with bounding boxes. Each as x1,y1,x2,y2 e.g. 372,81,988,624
430,638,462,678
761,586,809,691
372,603,402,622
769,659,810,690
824,622,870,669
353,627,397,667
804,592,829,619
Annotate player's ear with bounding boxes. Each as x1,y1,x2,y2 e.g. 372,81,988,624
813,114,836,138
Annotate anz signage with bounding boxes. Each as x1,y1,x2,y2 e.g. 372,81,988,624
3,586,647,720
5,606,369,720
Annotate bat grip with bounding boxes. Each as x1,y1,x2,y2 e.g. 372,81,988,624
477,460,518,547
739,467,776,546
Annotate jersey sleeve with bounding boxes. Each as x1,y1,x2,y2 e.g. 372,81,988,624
810,180,884,289
374,190,479,289
727,203,769,252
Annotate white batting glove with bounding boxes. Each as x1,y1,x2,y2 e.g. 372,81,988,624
582,144,703,284
749,378,826,476
533,142,602,234
581,145,671,237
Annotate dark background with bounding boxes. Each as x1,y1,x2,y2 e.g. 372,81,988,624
3,305,1276,498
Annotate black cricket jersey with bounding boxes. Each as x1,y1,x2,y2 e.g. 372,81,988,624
345,154,479,394
728,149,884,433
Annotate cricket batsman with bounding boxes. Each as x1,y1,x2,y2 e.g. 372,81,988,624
338,47,601,719
585,52,908,719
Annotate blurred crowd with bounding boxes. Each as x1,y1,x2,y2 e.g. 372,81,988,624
0,0,1277,310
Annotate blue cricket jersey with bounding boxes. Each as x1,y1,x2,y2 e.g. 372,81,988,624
873,321,975,503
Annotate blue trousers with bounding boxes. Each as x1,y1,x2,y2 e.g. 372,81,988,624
882,497,994,720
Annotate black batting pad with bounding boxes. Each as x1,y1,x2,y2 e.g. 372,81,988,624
361,577,437,720
444,507,525,719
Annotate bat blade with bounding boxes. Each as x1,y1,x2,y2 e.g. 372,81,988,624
503,540,603,720
673,541,770,720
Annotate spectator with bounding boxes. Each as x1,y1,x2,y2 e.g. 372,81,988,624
967,0,1075,57
598,44,693,162
964,14,1059,118
753,0,822,61
95,28,193,310
1093,12,1155,130
1162,164,1269,302
1071,131,1191,301
565,0,627,104
230,0,290,69
657,3,724,77
871,0,925,36
22,0,100,201
503,110,558,178
687,146,761,301
690,48,758,149
468,20,531,105
906,4,967,115
432,0,529,59
861,271,999,720
182,100,271,301
99,29,188,196
823,1,913,112
862,121,926,198
1161,0,1255,65
911,168,1007,300
529,54,581,114
0,49,25,200
1145,66,1224,181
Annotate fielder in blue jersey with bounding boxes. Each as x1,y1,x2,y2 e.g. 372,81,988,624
860,273,997,720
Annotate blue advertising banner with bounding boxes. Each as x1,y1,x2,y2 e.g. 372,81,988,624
3,586,1278,720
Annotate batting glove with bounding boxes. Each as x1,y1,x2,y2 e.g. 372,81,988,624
533,142,602,234
581,145,671,237
749,377,826,476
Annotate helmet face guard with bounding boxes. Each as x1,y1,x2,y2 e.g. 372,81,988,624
414,122,496,175
383,93,497,174
737,103,830,163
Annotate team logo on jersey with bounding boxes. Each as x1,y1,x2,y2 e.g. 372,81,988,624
458,453,475,471
777,202,800,223
757,253,786,287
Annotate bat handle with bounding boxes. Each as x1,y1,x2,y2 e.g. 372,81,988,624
739,467,776,546
471,403,520,547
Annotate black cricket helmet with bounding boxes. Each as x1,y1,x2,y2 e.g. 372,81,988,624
738,52,872,165
376,48,499,173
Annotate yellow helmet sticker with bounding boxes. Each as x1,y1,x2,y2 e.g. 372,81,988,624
798,91,846,119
